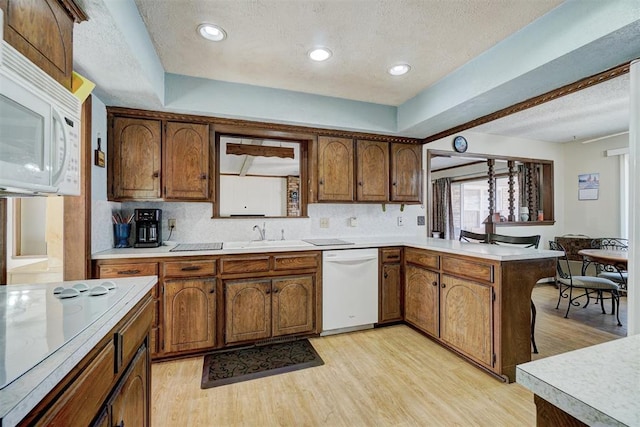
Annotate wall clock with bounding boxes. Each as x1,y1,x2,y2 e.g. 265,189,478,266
453,135,468,153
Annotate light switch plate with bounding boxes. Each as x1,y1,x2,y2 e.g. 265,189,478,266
320,218,330,228
417,216,425,226
397,216,404,226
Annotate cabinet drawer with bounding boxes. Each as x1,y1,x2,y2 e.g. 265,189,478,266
220,256,271,274
163,259,216,277
405,248,439,269
442,257,495,283
273,254,319,271
39,342,115,426
381,248,402,263
116,298,153,373
97,263,158,278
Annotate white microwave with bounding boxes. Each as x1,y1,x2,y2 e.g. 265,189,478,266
0,40,81,196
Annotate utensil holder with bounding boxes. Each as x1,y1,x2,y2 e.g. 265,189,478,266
114,223,131,248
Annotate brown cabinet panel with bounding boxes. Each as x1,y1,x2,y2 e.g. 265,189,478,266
163,259,216,278
38,342,115,426
390,143,422,202
2,0,77,89
224,279,272,344
317,136,354,201
116,298,152,373
405,248,439,269
440,274,493,368
110,344,149,427
97,262,158,279
111,118,162,200
404,265,439,337
164,122,210,200
381,248,401,263
272,276,315,336
273,253,319,271
220,256,270,275
442,257,495,283
356,140,389,201
163,278,217,353
379,263,402,323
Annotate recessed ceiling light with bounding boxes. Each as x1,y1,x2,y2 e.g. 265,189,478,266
308,48,332,62
197,23,226,42
388,64,411,76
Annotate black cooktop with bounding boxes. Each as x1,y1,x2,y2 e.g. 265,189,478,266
302,239,354,246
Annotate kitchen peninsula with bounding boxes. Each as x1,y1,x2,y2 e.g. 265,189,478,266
0,276,156,426
92,236,561,382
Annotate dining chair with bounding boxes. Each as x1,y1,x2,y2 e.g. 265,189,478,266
591,238,628,287
548,241,622,326
489,233,541,353
459,230,488,243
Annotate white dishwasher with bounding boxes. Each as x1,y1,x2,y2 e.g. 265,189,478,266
322,248,379,336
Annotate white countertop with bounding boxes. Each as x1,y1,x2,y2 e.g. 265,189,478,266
92,236,562,261
517,335,640,426
0,276,157,427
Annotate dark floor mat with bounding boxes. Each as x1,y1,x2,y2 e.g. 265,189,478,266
201,339,324,389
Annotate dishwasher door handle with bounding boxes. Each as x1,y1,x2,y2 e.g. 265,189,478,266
324,255,378,263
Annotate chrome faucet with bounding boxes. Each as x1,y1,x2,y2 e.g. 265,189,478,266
253,223,266,240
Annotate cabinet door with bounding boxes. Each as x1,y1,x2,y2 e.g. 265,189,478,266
379,263,402,323
390,143,422,202
404,265,439,336
164,122,210,200
3,0,76,89
225,279,272,343
440,274,493,368
272,276,315,336
356,140,389,201
317,136,354,201
111,344,149,427
163,278,216,353
111,117,162,200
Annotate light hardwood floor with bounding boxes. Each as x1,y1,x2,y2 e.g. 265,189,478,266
151,284,626,426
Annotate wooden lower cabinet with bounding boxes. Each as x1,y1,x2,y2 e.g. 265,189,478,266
379,263,402,324
163,278,217,353
109,343,149,427
439,274,494,368
225,275,315,344
404,264,439,336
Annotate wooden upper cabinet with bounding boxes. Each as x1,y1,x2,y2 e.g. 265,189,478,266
110,117,162,200
390,143,422,202
1,0,86,90
356,140,389,201
164,122,210,200
317,136,354,201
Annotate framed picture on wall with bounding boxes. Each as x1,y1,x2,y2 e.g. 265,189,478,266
578,173,599,200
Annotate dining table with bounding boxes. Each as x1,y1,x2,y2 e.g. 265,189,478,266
578,248,628,288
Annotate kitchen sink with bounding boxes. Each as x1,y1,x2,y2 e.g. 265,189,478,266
224,240,314,249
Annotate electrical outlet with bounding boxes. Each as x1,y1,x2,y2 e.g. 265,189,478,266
397,216,404,226
320,218,330,228
168,218,177,229
349,217,358,227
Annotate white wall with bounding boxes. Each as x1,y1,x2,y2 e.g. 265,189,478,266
219,175,286,217
562,134,629,238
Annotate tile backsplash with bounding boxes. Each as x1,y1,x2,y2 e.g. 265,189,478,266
92,201,426,253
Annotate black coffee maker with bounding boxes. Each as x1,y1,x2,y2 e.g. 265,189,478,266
134,209,162,248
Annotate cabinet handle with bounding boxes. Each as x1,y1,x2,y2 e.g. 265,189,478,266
387,255,400,260
319,179,324,185
210,287,215,294
265,289,271,294
181,266,202,271
116,421,124,427
152,171,159,178
384,272,388,279
358,181,363,186
273,288,279,294
432,281,438,287
200,173,207,179
392,182,397,186
441,283,446,288
118,269,140,275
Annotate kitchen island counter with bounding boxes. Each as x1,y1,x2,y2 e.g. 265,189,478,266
0,276,157,426
92,235,561,261
517,335,639,426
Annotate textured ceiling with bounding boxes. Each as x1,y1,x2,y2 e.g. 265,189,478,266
133,0,563,106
